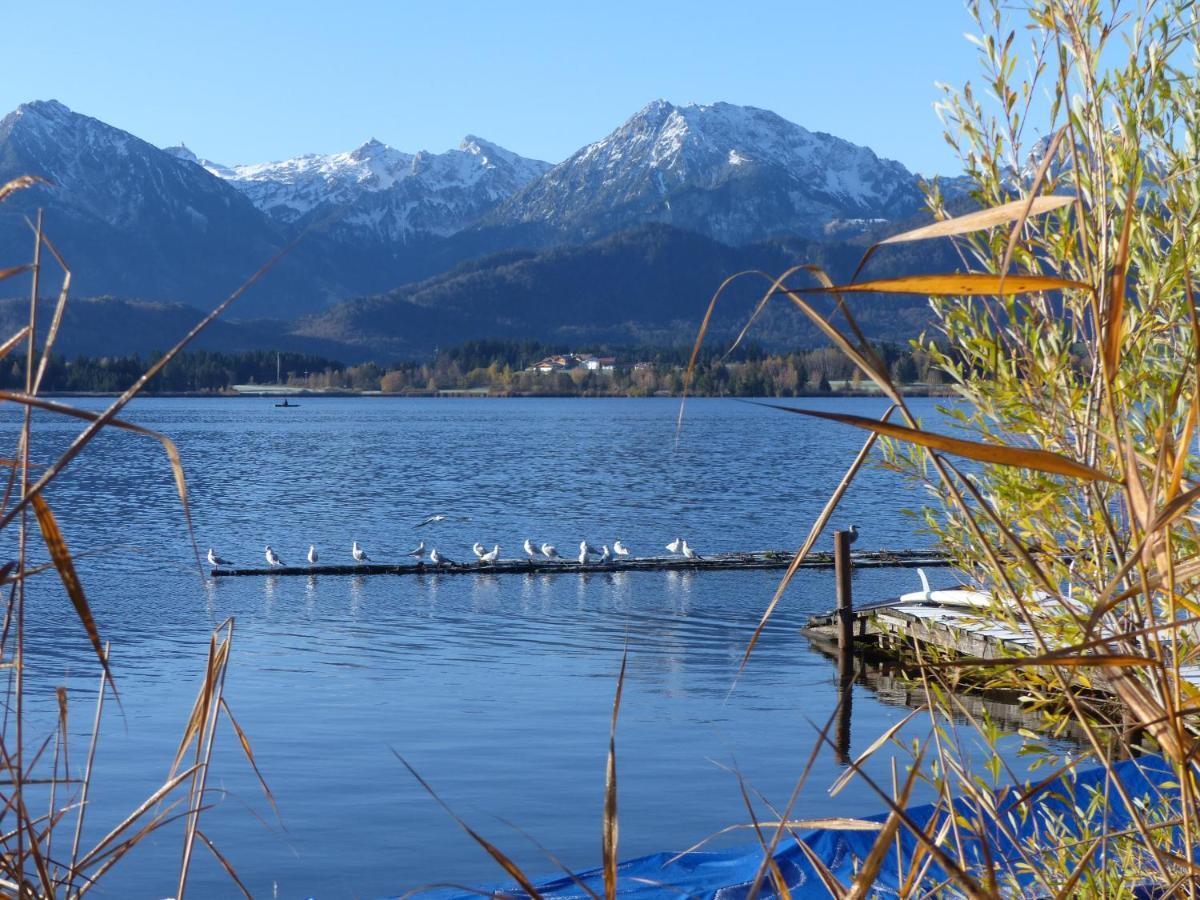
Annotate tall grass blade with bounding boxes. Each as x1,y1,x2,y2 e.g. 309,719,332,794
0,176,45,204
752,402,1118,483
603,649,627,900
194,829,252,899
0,265,32,283
219,697,278,818
737,406,895,674
798,272,1092,297
30,494,114,687
1104,176,1140,375
879,195,1075,246
394,752,543,898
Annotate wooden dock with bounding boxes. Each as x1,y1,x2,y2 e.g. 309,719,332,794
210,548,953,578
805,588,1200,692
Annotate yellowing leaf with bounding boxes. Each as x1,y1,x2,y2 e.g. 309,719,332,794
879,195,1075,245
756,403,1118,483
802,273,1092,297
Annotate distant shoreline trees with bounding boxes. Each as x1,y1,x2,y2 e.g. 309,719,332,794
7,339,950,397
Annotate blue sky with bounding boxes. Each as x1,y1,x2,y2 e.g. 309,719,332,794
6,1,986,174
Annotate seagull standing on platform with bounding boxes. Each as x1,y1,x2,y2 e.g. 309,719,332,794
480,544,500,564
472,542,486,560
599,545,611,564
307,545,318,565
406,541,426,559
207,548,231,567
847,524,859,545
265,545,284,567
352,541,371,563
541,542,560,560
430,547,452,567
523,538,538,560
666,538,683,555
578,544,589,565
613,541,629,557
681,540,701,560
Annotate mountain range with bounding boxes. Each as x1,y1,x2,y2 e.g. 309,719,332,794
0,97,956,360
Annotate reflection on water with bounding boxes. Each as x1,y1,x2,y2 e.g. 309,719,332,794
0,396,1033,898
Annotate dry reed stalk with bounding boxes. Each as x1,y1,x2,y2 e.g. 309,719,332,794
0,168,281,896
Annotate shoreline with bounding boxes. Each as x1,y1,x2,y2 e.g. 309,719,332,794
37,386,954,400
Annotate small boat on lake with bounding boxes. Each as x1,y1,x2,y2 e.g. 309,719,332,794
275,398,300,408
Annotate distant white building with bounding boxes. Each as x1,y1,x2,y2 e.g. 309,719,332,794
527,353,619,374
581,355,617,372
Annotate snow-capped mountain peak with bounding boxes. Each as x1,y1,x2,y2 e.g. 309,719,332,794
179,134,551,242
497,99,925,244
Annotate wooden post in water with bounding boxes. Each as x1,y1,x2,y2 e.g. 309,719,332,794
834,529,854,651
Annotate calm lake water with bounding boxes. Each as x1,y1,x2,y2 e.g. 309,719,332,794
4,396,1047,898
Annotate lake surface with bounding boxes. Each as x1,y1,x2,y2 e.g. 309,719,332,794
3,396,1047,898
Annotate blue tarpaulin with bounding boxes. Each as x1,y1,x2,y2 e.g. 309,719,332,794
415,754,1182,898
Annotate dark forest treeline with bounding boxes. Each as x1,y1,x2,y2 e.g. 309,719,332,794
10,339,948,396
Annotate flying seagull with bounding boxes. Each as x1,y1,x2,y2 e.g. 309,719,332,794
541,543,560,560
681,540,701,561
406,540,426,559
264,545,284,567
307,545,318,565
613,541,629,557
352,541,371,563
207,548,232,567
666,538,683,554
415,513,471,529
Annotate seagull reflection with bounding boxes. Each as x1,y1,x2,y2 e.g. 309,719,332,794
663,569,694,614
349,574,366,614
263,574,278,606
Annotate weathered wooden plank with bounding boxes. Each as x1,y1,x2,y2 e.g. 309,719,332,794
210,548,953,578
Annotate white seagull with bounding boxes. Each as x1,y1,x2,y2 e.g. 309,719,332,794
264,545,284,567
847,524,859,545
352,541,371,563
581,540,601,557
307,545,319,565
666,538,683,554
523,538,538,560
613,541,629,557
681,540,701,560
599,545,611,563
541,542,560,560
479,544,500,564
207,548,232,567
415,514,447,528
472,542,486,560
578,545,589,565
406,540,426,559
430,547,453,567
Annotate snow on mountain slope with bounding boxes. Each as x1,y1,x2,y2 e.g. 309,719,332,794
186,135,552,243
0,100,338,314
492,100,927,244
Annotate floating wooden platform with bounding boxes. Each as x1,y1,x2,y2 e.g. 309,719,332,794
805,599,1200,693
210,548,953,578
